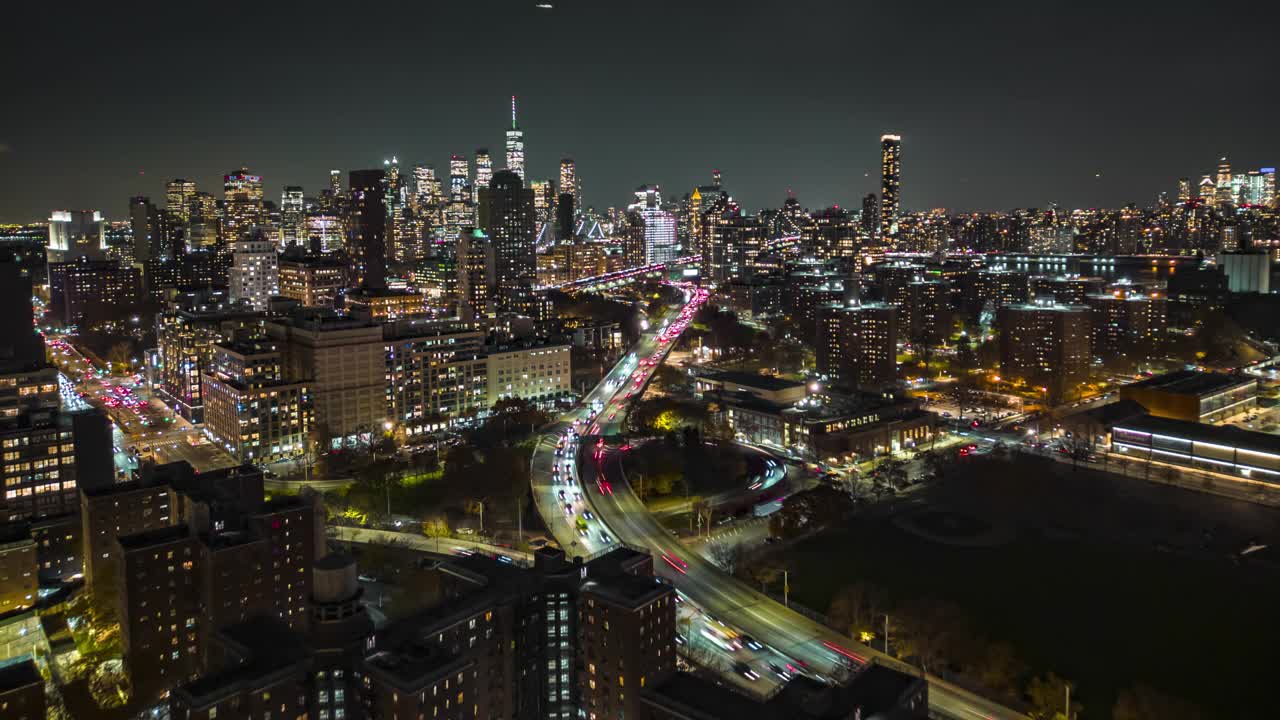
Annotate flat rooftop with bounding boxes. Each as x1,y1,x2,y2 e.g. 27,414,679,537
178,615,310,705
699,369,804,393
0,657,40,692
1123,370,1255,397
581,574,670,610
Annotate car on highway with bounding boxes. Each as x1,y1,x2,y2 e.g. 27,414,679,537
563,503,573,516
768,663,793,681
598,530,611,543
733,662,760,681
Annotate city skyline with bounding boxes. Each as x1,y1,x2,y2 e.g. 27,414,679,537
4,1,1280,220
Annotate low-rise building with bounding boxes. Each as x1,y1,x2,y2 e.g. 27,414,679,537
719,390,934,461
693,369,808,406
1111,414,1280,485
1119,370,1256,423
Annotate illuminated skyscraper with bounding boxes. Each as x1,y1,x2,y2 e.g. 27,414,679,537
531,180,555,243
1262,168,1277,207
1177,177,1192,203
348,169,388,290
449,154,470,202
627,185,679,265
165,179,197,224
280,186,305,247
413,165,439,206
329,170,343,197
187,192,219,249
1215,157,1233,206
478,170,537,315
559,158,577,203
223,168,264,244
1198,175,1216,205
474,148,493,199
880,134,902,238
505,95,525,181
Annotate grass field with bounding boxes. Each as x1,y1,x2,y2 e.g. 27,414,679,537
782,455,1280,719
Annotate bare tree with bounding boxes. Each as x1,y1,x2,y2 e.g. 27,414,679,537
706,541,741,574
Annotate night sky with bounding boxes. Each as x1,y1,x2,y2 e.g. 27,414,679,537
4,1,1279,222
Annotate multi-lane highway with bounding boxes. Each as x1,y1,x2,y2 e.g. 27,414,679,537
529,285,1024,719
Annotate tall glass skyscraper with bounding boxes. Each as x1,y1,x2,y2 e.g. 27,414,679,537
475,148,493,198
505,96,525,181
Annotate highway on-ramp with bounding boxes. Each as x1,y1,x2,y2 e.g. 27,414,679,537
530,285,1024,719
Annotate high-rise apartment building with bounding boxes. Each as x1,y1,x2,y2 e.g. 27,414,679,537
505,95,525,180
861,192,880,236
130,197,168,275
0,255,103,524
348,169,389,290
47,209,107,262
705,213,765,284
880,134,902,239
47,257,141,325
816,301,898,389
903,279,950,345
998,302,1091,386
457,229,497,320
485,343,571,407
266,313,388,443
805,206,857,259
201,340,312,463
556,192,576,242
153,290,265,423
223,168,265,244
103,462,316,705
1086,287,1167,366
478,170,539,316
384,321,488,433
229,234,280,311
